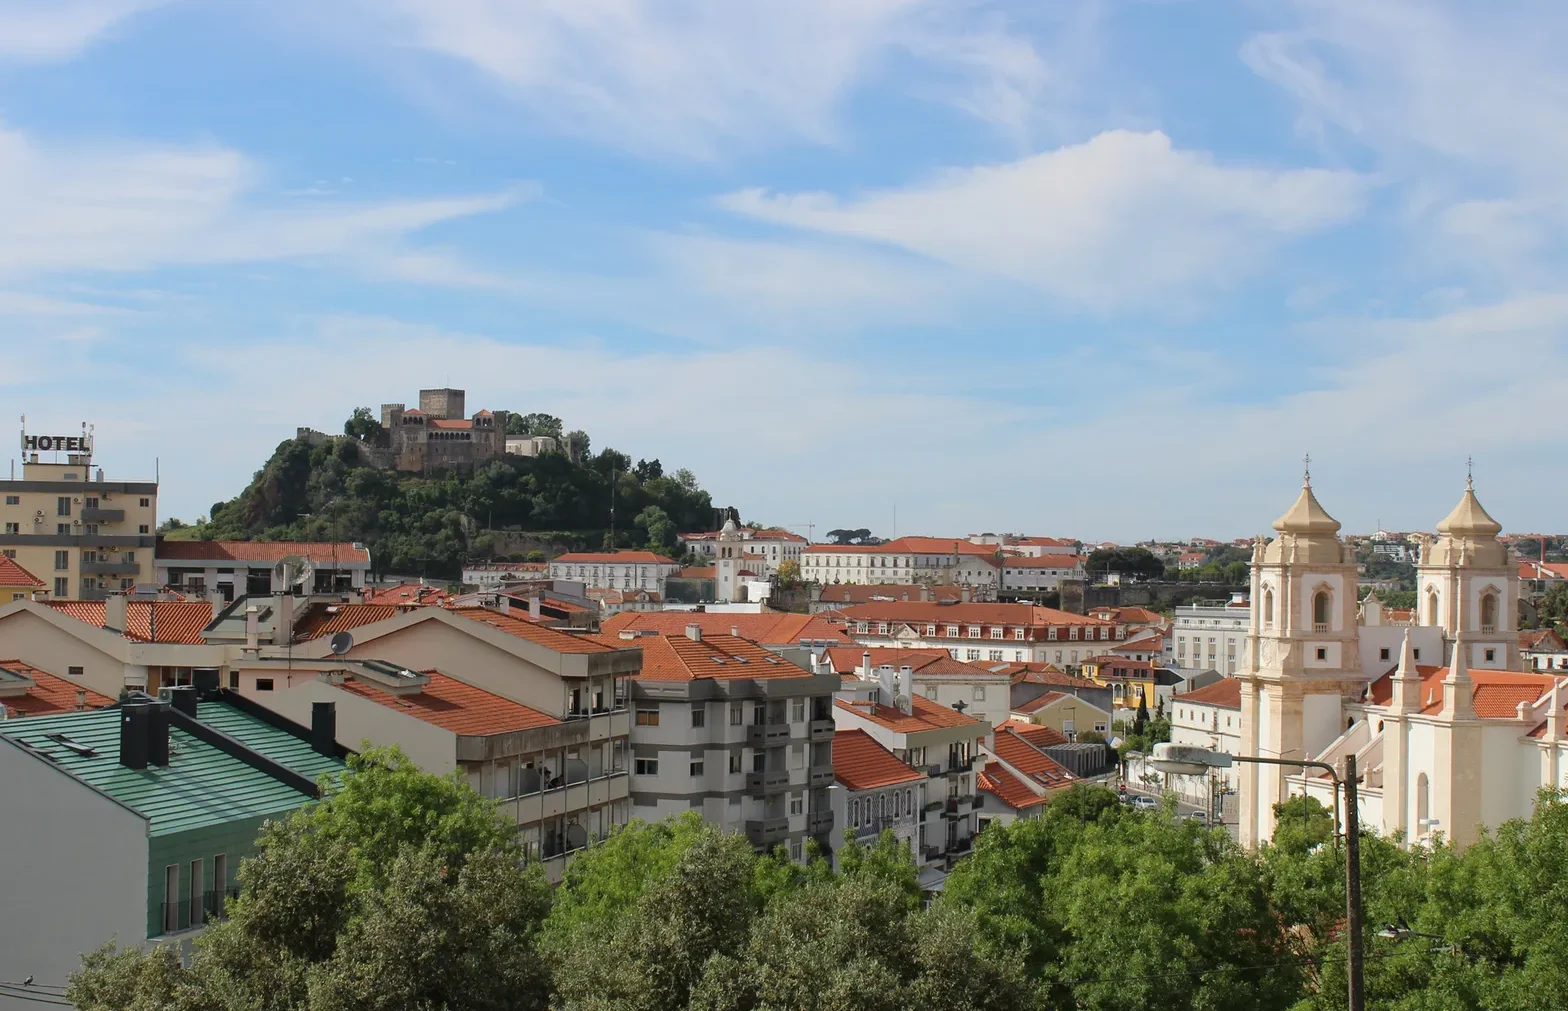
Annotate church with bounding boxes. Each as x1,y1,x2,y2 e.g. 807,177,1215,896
1235,470,1567,849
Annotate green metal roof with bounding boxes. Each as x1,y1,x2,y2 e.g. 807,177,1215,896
196,701,344,783
0,709,334,837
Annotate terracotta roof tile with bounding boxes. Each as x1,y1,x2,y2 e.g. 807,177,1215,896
601,611,849,645
832,729,925,791
996,718,1069,748
834,694,983,734
292,603,401,642
1521,628,1567,652
552,551,676,565
988,729,1076,789
454,607,619,654
156,540,369,565
1174,678,1242,709
822,646,1003,678
339,671,560,736
363,583,454,606
596,633,807,681
1367,665,1559,718
44,600,214,644
977,760,1049,810
839,601,1117,628
1012,690,1068,714
0,659,114,718
0,556,44,589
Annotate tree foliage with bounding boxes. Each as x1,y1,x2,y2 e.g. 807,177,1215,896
342,407,380,442
826,528,878,545
1087,546,1165,582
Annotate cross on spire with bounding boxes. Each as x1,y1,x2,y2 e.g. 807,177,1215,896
1466,455,1474,489
1303,452,1312,486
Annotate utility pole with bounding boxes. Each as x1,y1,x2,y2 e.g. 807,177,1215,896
1345,752,1365,1011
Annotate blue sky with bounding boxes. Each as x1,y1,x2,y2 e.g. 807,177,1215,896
3,0,1565,542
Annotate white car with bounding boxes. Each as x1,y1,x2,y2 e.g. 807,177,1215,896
1131,795,1159,811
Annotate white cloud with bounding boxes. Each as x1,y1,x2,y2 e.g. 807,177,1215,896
365,0,1061,159
0,122,530,279
718,130,1366,309
0,0,170,61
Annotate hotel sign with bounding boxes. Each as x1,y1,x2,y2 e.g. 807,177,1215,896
20,429,92,454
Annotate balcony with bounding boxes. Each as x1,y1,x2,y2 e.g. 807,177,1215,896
808,809,834,834
945,754,975,774
808,718,836,741
83,560,140,575
745,816,790,848
746,723,792,746
808,764,834,788
1313,622,1329,634
944,795,975,816
949,835,974,856
81,507,124,523
746,769,791,796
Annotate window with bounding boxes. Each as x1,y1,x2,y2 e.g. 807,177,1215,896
54,550,69,570
1312,590,1330,631
1314,648,1326,661
1263,588,1274,629
989,649,1003,661
1485,648,1496,663
140,497,150,507
972,686,986,701
730,702,743,725
690,705,705,728
634,758,658,776
636,708,660,726
189,859,204,926
967,625,981,638
690,760,705,776
1014,628,1026,640
1,550,12,558
925,685,938,699
163,864,180,934
791,698,805,722
67,665,83,677
877,622,888,635
946,624,959,638
1416,772,1430,835
729,753,741,774
1069,627,1079,640
2,495,16,505
1054,651,1062,663
990,626,1003,639
54,577,68,597
229,671,239,689
57,523,70,534
1048,627,1058,640
790,744,805,769
1380,648,1390,662
965,649,980,660
856,622,869,634
256,678,275,691
1480,592,1499,634
1413,649,1421,661
140,525,150,534
925,623,937,636
57,496,71,517
213,854,227,899
1426,590,1440,626
789,792,804,816
2,523,15,534
85,496,98,509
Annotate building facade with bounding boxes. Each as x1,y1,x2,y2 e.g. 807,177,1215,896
802,537,1001,588
829,728,926,865
681,526,806,574
548,551,680,593
999,554,1087,595
155,540,370,599
1172,593,1252,674
379,389,510,473
2,427,158,600
1168,677,1242,805
836,600,1127,670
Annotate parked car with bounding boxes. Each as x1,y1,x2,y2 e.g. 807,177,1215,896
1131,795,1159,811
1187,811,1209,824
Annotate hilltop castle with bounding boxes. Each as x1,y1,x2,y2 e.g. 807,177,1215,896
380,389,509,473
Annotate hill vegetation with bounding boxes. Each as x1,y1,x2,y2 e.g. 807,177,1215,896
173,409,717,579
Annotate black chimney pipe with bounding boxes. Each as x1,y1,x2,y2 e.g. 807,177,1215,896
168,685,199,718
147,703,170,766
120,704,150,770
311,701,337,757
192,668,220,694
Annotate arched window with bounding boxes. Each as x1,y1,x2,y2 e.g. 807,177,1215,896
1480,592,1499,634
1312,590,1331,632
1415,773,1430,837
852,799,860,826
1262,588,1274,629
906,788,913,815
1426,590,1440,626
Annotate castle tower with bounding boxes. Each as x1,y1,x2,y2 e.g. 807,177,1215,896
1238,470,1368,848
714,516,745,603
1414,472,1516,671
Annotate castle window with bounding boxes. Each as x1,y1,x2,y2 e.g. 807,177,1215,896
1426,590,1440,626
1312,590,1330,633
1262,589,1274,629
1479,592,1499,634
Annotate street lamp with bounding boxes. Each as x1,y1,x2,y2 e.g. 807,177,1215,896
1151,743,1365,1011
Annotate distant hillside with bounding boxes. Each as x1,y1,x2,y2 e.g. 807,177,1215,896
173,409,715,579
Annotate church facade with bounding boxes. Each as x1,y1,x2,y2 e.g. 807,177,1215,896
1233,473,1567,850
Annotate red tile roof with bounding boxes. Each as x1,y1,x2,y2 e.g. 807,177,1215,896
996,718,1069,748
454,607,620,654
44,600,214,644
675,566,716,579
1521,629,1567,652
1083,657,1155,678
601,610,850,644
821,646,995,678
814,583,973,606
428,418,473,430
989,729,1076,789
1367,665,1559,718
0,659,114,718
363,582,454,606
292,603,401,641
551,551,676,565
0,556,44,589
835,694,983,735
156,540,370,564
1090,606,1164,624
1175,677,1242,709
1012,690,1068,715
988,661,1093,689
832,729,926,791
978,760,1049,810
595,633,807,681
681,527,807,543
839,601,1117,628
339,671,561,736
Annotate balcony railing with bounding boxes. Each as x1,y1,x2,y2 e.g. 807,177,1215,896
746,722,792,746
81,507,125,523
1481,623,1498,634
808,764,834,788
746,770,791,796
944,795,975,816
83,560,140,575
946,754,974,774
808,718,836,741
745,816,790,848
159,887,239,936
1313,622,1329,634
808,809,834,834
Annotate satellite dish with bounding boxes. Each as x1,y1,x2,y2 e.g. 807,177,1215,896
894,694,910,712
273,554,313,590
328,631,354,656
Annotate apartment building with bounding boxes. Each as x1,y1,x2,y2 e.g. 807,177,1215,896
548,550,680,592
829,728,926,865
834,663,988,874
820,646,1012,735
1172,593,1252,674
802,537,1001,588
1168,677,1242,805
605,627,840,857
998,553,1086,595
155,540,370,599
1,431,158,599
975,727,1078,827
835,600,1127,669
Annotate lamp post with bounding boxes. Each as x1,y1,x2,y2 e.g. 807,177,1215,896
1152,743,1364,1011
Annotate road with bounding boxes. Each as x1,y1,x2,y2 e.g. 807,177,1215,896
1121,784,1240,841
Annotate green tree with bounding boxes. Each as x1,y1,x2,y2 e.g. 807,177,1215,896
636,504,677,553
1133,695,1150,736
776,558,802,590
508,412,564,438
565,429,591,462
343,406,380,442
1538,581,1568,629
1086,547,1165,582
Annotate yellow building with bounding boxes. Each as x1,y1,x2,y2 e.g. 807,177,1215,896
1009,689,1113,736
2,425,158,599
0,555,45,603
1080,655,1158,711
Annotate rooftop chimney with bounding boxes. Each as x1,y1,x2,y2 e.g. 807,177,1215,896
961,586,972,602
877,663,896,703
897,665,914,714
311,701,337,757
147,704,170,766
168,684,198,718
860,651,872,679
193,668,220,694
529,596,542,619
120,702,169,769
244,606,260,652
74,689,87,712
686,623,703,642
730,625,739,637
104,593,128,634
273,593,295,646
497,594,510,615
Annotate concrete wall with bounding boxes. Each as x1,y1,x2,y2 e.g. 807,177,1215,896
0,739,147,1008
0,607,128,698
259,679,458,774
337,622,571,716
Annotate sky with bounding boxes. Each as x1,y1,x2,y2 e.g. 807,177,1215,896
2,0,1565,543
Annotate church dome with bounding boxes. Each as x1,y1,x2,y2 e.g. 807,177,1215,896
720,516,740,537
1436,478,1502,539
1272,480,1341,536
1263,473,1348,565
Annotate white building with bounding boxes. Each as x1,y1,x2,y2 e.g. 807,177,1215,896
505,435,559,457
155,540,370,600
836,600,1127,670
1172,592,1251,675
462,562,548,588
1167,677,1242,806
612,627,840,858
975,725,1078,828
822,646,1012,736
680,525,806,576
829,728,926,865
1235,472,1568,851
1522,629,1568,672
999,553,1086,595
802,537,1001,588
548,551,679,593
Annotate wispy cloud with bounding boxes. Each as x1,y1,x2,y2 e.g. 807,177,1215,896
0,0,171,61
718,130,1366,310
